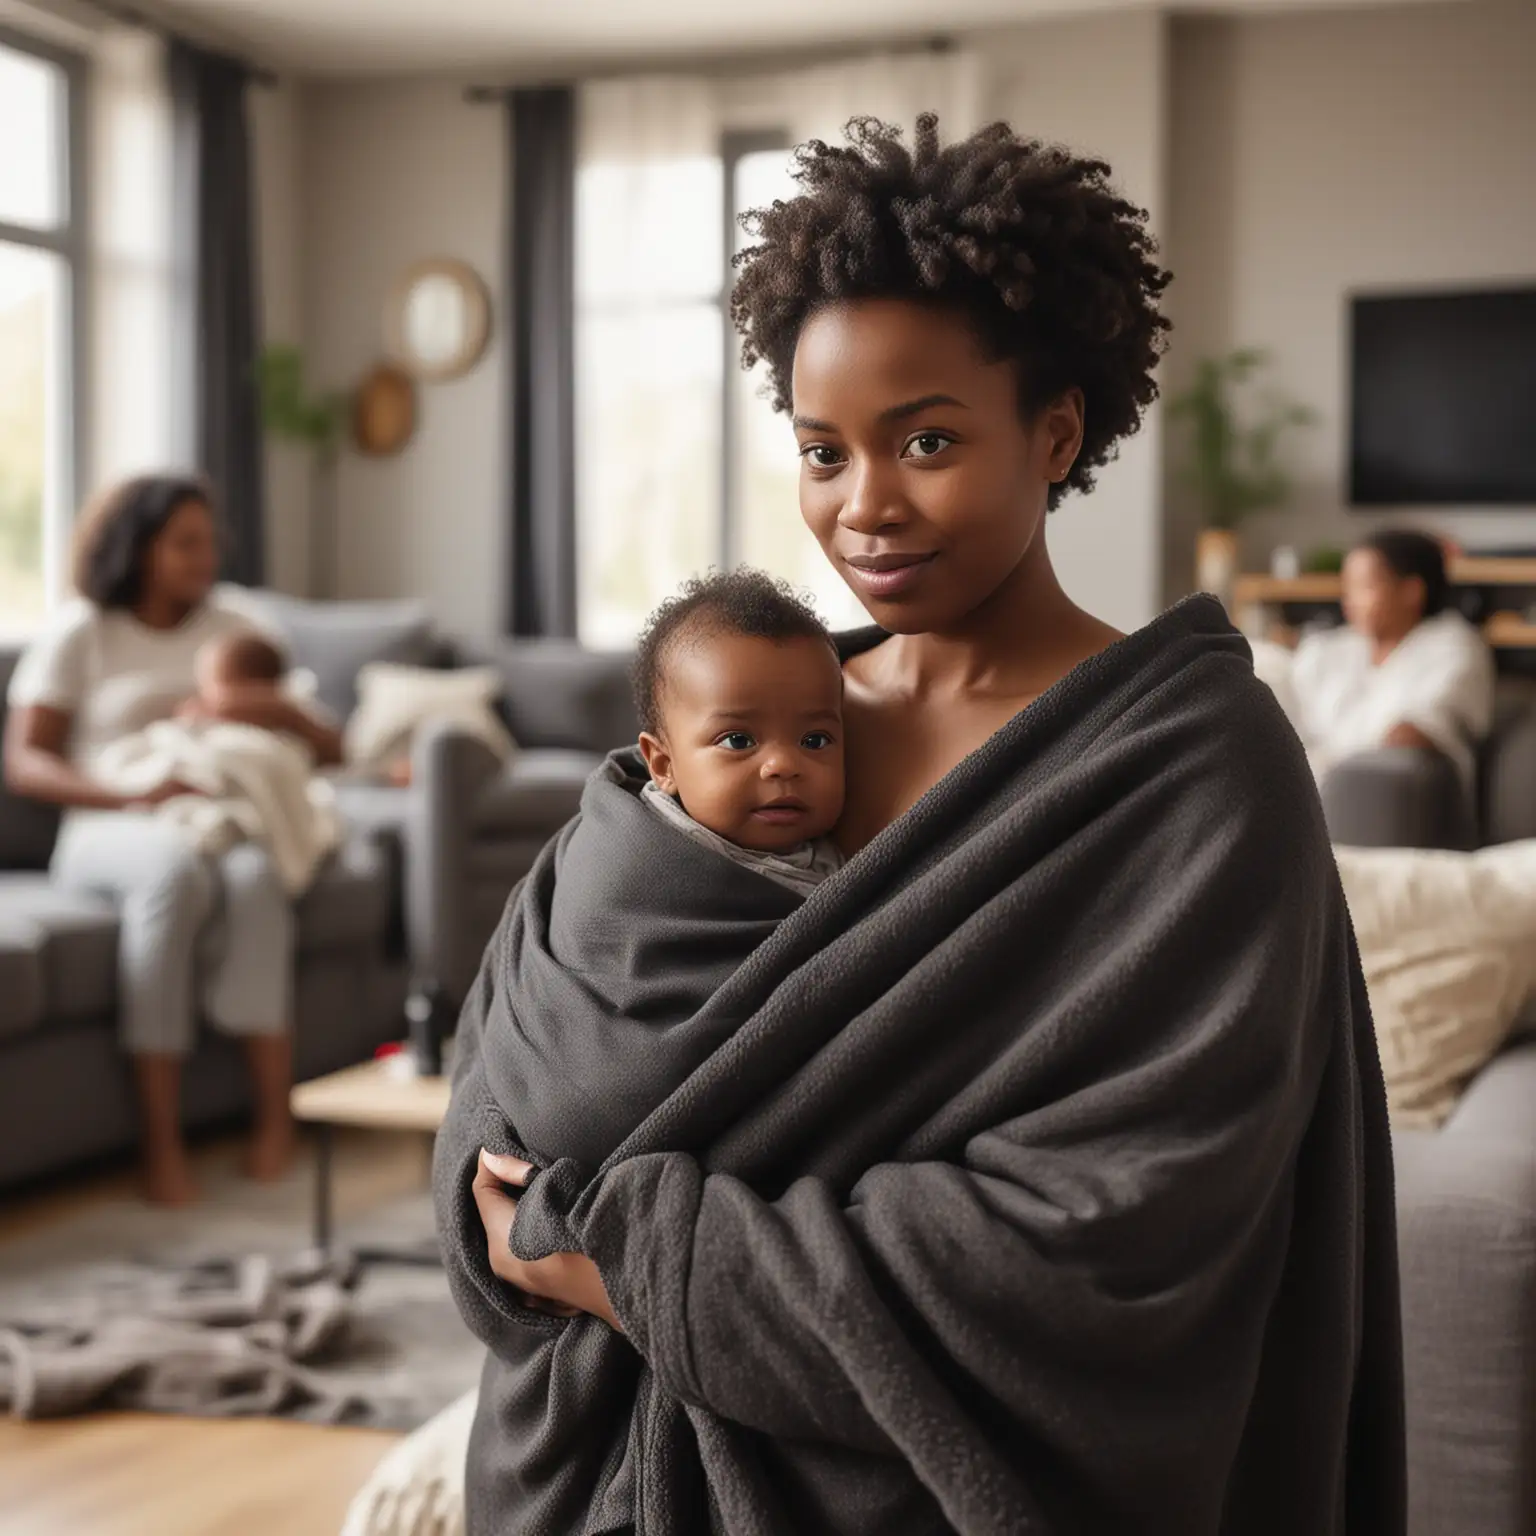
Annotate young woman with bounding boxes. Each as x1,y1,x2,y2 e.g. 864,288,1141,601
3,475,342,1204
1289,529,1494,787
439,117,1404,1533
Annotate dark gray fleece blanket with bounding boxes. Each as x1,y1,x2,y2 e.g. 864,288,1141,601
434,596,1405,1536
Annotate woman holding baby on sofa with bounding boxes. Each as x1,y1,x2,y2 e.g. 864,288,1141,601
438,116,1406,1534
2,475,342,1205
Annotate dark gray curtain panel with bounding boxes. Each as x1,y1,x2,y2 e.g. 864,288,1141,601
169,40,266,588
506,86,577,637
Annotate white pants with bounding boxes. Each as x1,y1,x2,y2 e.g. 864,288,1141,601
51,811,293,1056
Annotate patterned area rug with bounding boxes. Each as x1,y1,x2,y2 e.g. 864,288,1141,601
0,1160,481,1432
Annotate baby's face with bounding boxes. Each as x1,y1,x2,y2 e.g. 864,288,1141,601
643,632,845,854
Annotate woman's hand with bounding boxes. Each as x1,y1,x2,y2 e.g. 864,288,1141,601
471,1149,623,1331
1382,721,1438,752
200,688,346,767
131,777,206,808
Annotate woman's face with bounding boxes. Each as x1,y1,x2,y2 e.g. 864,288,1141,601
145,498,220,609
1341,547,1424,643
791,299,1082,635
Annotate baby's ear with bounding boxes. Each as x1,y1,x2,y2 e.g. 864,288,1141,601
637,731,675,794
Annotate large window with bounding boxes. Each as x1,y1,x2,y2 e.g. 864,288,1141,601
0,30,82,635
576,129,865,647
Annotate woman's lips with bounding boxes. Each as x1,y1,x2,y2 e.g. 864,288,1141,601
844,552,937,599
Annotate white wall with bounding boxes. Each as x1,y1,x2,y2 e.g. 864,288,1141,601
1164,0,1536,598
977,8,1169,633
302,80,505,636
250,77,310,595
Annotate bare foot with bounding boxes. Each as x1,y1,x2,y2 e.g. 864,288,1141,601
143,1150,199,1207
244,1121,296,1183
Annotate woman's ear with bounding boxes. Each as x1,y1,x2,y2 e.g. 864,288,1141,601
1042,387,1086,485
638,731,676,794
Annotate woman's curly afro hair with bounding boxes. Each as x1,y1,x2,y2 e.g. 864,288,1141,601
731,114,1171,509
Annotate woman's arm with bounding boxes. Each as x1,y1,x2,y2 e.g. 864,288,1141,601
203,689,345,767
2,704,132,811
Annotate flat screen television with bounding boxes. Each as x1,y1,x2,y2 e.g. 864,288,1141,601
1349,286,1536,506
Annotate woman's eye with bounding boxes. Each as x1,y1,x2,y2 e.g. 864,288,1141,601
718,732,756,751
903,432,954,460
800,445,843,470
801,731,834,751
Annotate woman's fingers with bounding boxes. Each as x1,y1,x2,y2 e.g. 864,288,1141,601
478,1148,536,1187
470,1166,525,1286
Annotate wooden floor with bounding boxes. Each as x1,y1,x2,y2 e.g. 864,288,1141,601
0,1412,399,1536
0,1130,427,1536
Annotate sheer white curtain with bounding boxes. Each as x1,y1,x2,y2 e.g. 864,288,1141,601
88,25,175,492
769,48,984,146
574,76,723,648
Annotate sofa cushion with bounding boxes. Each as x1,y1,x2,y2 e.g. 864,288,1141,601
483,641,636,752
295,834,393,956
470,750,600,838
0,648,62,871
219,589,441,722
0,876,119,1022
0,904,46,1038
1335,841,1536,1128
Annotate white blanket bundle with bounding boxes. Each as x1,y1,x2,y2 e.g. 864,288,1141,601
94,721,342,895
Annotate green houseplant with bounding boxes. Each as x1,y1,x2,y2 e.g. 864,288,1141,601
1168,347,1314,604
256,344,345,598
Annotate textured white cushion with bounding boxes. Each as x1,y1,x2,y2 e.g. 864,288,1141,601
1335,840,1536,1128
344,664,515,772
341,1388,475,1536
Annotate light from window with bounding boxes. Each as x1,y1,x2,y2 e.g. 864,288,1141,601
0,46,65,231
576,137,869,647
576,155,724,648
0,40,74,637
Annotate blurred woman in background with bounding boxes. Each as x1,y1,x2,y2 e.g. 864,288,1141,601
1278,529,1495,788
2,475,342,1205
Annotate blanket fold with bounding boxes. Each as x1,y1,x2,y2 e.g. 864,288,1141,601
94,719,342,894
435,596,1405,1536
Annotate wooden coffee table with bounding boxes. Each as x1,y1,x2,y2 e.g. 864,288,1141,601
290,1059,451,1255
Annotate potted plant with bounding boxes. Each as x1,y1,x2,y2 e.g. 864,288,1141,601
1168,348,1314,608
257,344,345,599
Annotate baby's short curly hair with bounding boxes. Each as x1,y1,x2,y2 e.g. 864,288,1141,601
633,568,836,737
731,114,1171,508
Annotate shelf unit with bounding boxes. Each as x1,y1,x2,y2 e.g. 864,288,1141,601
1233,559,1536,652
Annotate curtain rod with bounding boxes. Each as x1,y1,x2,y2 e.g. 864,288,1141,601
463,33,953,103
65,0,280,84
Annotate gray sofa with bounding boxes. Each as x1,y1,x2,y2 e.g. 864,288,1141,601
1324,679,1536,1535
0,600,636,1192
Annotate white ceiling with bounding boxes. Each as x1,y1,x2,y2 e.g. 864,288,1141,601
144,0,1457,77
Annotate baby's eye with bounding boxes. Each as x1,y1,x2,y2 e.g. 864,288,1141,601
718,732,756,752
800,445,843,470
801,731,835,751
903,432,954,460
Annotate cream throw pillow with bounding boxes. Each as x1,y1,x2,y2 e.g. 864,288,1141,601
344,663,515,772
1335,840,1536,1128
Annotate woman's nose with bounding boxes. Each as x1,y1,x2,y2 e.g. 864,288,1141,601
837,459,907,535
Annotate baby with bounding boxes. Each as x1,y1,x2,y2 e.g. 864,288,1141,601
634,569,845,896
95,629,340,894
177,631,291,723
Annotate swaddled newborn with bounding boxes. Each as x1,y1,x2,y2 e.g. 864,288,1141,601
481,570,848,1175
94,632,340,893
634,569,845,897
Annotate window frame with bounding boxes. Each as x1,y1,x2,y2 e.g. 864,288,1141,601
0,22,89,613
